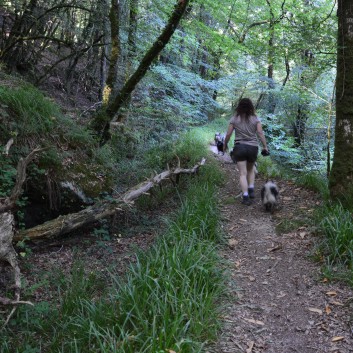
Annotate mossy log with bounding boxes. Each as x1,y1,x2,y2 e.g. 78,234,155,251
14,158,206,241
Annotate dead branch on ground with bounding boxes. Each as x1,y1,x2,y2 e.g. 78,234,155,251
15,158,206,242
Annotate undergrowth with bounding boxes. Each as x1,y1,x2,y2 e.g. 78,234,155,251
0,126,226,352
296,172,329,200
256,155,283,179
291,170,353,285
314,202,353,285
0,80,118,201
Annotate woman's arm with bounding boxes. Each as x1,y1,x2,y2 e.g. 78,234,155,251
256,122,268,150
223,124,234,152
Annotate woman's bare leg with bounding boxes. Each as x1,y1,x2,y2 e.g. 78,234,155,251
247,162,255,187
237,161,248,195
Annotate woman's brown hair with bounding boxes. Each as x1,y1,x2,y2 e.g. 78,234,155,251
235,98,255,119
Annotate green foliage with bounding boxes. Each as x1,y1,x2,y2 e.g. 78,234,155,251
257,155,283,179
0,154,17,197
0,145,225,352
315,203,353,276
296,172,329,200
37,147,62,169
147,64,221,124
0,77,119,204
260,113,303,165
64,118,96,149
93,219,111,241
0,84,59,137
92,144,116,169
170,184,222,243
143,121,222,172
59,263,103,317
16,236,33,257
275,217,309,234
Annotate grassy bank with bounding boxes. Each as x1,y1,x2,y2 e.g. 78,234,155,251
1,125,226,352
291,171,353,285
268,166,353,286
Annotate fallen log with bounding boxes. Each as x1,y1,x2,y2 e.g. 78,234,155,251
14,158,206,241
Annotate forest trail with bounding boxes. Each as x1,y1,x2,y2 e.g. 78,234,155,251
210,148,353,353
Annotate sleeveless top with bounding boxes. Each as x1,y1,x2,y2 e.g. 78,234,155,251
229,115,260,147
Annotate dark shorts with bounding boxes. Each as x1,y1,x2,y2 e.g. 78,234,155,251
231,143,258,163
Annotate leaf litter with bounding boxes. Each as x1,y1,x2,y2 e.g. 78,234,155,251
209,154,353,353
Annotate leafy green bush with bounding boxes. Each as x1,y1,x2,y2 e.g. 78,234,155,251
147,64,221,125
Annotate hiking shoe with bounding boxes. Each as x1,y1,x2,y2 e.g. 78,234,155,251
248,188,255,199
242,195,252,205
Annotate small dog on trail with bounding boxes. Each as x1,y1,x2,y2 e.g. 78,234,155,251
261,181,279,213
214,133,225,154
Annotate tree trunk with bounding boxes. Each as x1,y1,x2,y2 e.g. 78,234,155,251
329,0,353,199
103,0,121,104
99,0,110,100
117,0,139,123
281,52,290,89
292,106,308,147
127,0,138,74
1,0,38,70
266,0,275,114
94,0,191,144
15,158,206,241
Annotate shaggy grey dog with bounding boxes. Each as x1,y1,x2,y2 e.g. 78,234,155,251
261,181,279,213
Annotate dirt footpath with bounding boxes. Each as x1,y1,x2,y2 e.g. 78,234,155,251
210,150,353,353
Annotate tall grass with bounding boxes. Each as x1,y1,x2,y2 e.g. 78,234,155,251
144,119,228,170
288,170,353,283
293,169,349,283
296,172,329,200
0,83,95,149
1,126,226,352
0,84,60,135
315,203,353,282
292,171,352,283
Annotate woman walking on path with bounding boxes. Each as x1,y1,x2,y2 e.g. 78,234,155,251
223,98,269,205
